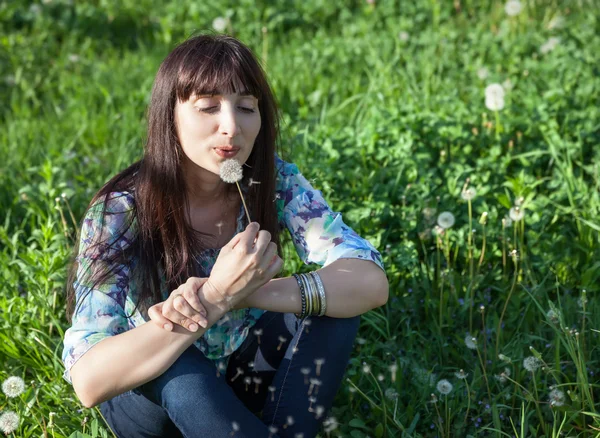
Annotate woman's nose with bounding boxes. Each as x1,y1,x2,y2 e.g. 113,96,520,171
218,106,240,137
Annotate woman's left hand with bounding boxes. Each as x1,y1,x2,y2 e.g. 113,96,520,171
148,277,210,332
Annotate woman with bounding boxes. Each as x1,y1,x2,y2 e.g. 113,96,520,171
62,33,388,437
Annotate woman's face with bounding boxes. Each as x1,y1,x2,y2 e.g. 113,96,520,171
174,87,261,180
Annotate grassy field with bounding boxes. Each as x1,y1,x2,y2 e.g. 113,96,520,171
1,0,599,436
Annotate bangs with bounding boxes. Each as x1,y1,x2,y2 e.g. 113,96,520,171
175,41,263,102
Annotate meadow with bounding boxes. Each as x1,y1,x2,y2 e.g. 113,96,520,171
1,0,599,436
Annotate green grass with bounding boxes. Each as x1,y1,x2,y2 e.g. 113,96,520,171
1,0,599,436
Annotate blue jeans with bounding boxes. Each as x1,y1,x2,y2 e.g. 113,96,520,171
99,311,360,437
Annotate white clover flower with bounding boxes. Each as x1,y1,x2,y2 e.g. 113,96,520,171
504,0,522,16
509,206,525,221
549,388,566,407
436,379,453,395
465,335,478,350
523,356,541,372
485,83,505,111
212,17,228,32
0,411,19,435
461,187,477,201
437,212,455,229
540,37,561,55
454,369,468,379
2,376,25,398
398,31,409,41
477,67,489,80
219,159,243,183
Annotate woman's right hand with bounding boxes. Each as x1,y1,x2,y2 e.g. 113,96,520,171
204,222,283,311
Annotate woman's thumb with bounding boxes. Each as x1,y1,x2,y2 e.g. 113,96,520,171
148,302,173,331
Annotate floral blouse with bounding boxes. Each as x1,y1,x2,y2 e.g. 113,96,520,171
61,154,385,385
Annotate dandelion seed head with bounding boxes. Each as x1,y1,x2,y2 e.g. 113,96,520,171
454,369,468,379
509,206,525,221
0,411,19,435
385,388,399,400
436,379,453,395
549,388,565,407
323,416,339,432
2,376,25,398
377,373,385,381
540,37,561,55
461,187,477,201
485,83,505,111
523,356,541,372
546,309,560,324
398,31,409,41
212,16,228,32
477,67,489,80
362,363,371,374
465,335,478,350
437,211,455,229
504,0,522,16
219,159,243,183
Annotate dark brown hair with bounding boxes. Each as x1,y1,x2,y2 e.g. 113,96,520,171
66,33,285,323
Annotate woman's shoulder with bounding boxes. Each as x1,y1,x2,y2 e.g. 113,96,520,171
81,190,137,245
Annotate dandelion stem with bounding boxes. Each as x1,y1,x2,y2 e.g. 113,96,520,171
463,379,471,426
495,254,518,360
235,182,252,224
475,346,492,401
345,379,404,431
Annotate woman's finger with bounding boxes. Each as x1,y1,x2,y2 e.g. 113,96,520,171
165,295,207,331
184,278,209,316
148,302,174,331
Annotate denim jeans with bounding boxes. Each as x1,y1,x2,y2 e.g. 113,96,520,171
99,311,360,437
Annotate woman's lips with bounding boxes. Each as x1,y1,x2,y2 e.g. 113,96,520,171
214,148,240,158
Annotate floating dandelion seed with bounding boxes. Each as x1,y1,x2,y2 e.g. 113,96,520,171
454,369,468,379
268,385,276,401
277,335,287,351
437,212,455,229
549,388,566,407
465,335,478,350
283,415,295,429
248,177,261,186
252,377,262,394
247,361,255,372
314,358,326,376
377,374,385,382
485,83,505,111
253,328,263,344
216,361,227,378
323,416,339,433
212,16,228,32
504,0,522,16
244,376,252,391
230,367,244,382
509,206,524,221
308,396,317,411
0,411,19,435
308,378,322,396
314,405,325,419
303,318,312,334
268,425,278,438
461,187,477,201
523,356,541,372
2,376,25,398
230,421,240,436
437,379,453,395
301,367,311,384
215,220,224,235
356,337,367,345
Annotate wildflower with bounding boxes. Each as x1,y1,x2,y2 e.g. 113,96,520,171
454,369,468,379
437,212,455,229
212,17,228,32
437,379,453,395
385,388,399,400
485,83,505,111
398,31,409,41
523,356,541,372
0,411,19,435
465,335,478,350
477,67,489,80
2,376,25,398
540,37,560,55
549,388,565,407
504,0,522,16
546,309,560,324
461,187,477,201
509,206,524,221
219,159,243,183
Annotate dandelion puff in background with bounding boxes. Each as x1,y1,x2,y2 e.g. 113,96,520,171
398,31,409,41
219,159,252,225
549,388,566,407
465,334,478,350
523,356,541,372
477,67,489,80
509,206,524,221
2,376,25,398
437,212,455,229
454,369,468,379
0,411,19,435
212,17,228,32
461,187,477,201
485,83,505,111
504,0,522,16
540,37,561,55
546,309,560,324
437,379,453,395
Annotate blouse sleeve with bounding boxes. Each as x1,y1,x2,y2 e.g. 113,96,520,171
274,154,385,273
61,191,136,386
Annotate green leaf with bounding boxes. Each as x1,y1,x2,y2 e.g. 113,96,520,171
68,433,94,438
349,418,370,431
375,423,384,438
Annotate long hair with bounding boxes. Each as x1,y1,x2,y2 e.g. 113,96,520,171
65,33,285,323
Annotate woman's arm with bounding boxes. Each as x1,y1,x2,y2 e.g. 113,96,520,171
242,259,388,318
70,285,227,408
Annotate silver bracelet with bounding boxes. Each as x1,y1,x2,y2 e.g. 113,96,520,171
299,273,313,317
310,271,327,316
304,272,320,316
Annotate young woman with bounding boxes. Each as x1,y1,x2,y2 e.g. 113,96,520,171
62,33,388,437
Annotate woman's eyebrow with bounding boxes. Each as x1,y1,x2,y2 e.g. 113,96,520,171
192,91,255,98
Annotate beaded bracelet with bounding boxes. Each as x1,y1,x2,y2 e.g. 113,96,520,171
293,274,307,319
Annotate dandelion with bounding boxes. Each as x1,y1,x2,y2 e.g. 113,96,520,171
504,0,522,16
377,374,385,382
398,31,409,41
220,158,252,227
465,335,478,350
494,367,511,384
509,206,524,221
2,376,25,398
314,358,326,376
503,216,513,228
437,212,455,229
323,416,339,433
437,379,453,395
549,388,566,407
502,78,514,91
485,83,505,111
277,335,287,351
212,17,228,32
0,411,19,435
385,388,399,400
540,37,560,55
454,369,468,379
461,187,477,201
546,15,564,30
523,356,541,372
268,425,278,437
282,415,295,429
477,67,489,80
498,354,512,363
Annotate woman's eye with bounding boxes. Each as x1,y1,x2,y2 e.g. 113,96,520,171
195,106,255,113
239,107,255,113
